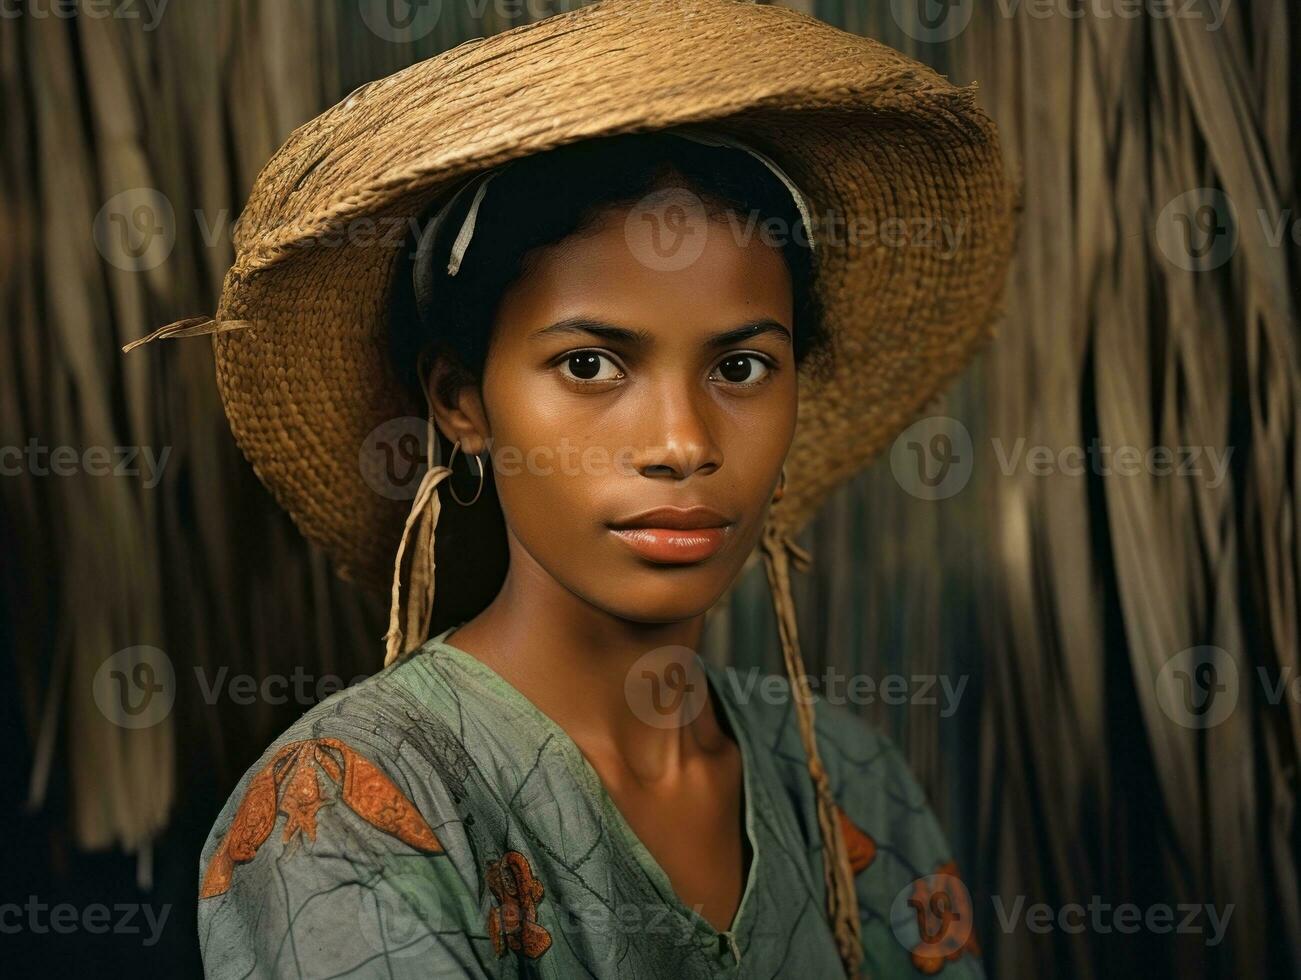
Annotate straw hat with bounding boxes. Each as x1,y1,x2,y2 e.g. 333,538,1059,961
126,1,1015,974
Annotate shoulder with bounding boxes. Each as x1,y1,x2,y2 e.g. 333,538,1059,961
198,651,500,978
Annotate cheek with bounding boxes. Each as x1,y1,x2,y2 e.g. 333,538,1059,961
724,376,798,488
480,369,608,546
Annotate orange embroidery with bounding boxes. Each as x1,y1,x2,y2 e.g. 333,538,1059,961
485,851,552,960
907,861,981,975
836,806,878,874
200,738,443,898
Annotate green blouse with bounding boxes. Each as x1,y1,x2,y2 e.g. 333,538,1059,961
197,626,983,978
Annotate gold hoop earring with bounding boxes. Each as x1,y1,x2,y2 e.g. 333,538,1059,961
772,465,787,503
445,440,486,506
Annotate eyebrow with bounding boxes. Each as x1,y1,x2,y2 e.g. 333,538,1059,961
530,316,792,348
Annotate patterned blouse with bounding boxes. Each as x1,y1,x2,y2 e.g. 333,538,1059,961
198,627,983,978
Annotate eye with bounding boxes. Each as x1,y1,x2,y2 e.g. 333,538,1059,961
710,353,773,386
557,349,624,384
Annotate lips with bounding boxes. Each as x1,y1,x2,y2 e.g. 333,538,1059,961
606,506,734,565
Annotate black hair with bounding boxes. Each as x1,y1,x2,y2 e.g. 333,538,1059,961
388,130,830,407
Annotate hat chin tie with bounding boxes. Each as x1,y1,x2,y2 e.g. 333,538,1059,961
760,521,863,979
382,450,450,669
383,372,457,668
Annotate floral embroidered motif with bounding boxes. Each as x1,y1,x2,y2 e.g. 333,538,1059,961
907,860,981,975
485,851,552,960
200,738,443,898
835,805,878,874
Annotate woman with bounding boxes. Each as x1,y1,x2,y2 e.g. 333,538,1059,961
130,2,1014,976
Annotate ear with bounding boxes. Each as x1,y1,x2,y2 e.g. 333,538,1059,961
424,356,491,457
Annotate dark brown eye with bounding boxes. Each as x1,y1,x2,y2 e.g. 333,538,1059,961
559,350,621,383
712,354,770,385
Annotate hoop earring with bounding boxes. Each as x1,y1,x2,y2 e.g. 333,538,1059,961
445,440,486,506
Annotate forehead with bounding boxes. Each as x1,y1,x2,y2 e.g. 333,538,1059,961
491,201,795,340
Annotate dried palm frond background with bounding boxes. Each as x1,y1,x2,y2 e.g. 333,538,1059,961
2,0,1296,976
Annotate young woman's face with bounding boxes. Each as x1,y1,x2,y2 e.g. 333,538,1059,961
444,194,798,624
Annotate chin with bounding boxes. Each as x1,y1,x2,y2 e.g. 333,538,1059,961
591,568,736,626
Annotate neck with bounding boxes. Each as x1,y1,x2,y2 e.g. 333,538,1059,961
444,533,724,781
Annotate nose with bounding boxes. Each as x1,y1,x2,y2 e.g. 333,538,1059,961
631,378,722,480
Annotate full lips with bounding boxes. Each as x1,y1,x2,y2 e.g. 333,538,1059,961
608,526,728,564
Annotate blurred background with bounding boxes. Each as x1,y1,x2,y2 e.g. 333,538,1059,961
2,0,1297,977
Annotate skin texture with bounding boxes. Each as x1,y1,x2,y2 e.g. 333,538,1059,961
428,183,797,932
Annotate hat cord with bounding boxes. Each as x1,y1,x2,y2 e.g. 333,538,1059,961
383,368,460,668
759,521,864,979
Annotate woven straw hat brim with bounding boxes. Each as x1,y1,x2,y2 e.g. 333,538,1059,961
208,0,1015,591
